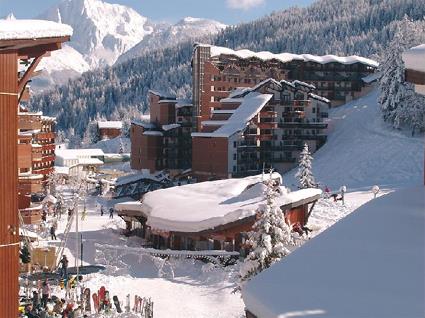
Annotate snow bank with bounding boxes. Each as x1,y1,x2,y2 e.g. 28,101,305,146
198,44,378,68
242,186,425,318
116,173,321,233
0,19,72,40
403,44,425,73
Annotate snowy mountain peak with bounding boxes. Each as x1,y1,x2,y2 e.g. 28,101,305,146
116,17,227,64
38,0,153,68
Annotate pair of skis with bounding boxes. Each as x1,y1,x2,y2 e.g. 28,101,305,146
91,286,123,313
133,295,154,317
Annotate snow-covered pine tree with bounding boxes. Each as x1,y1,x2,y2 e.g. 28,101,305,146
296,143,316,189
378,16,424,129
238,174,293,289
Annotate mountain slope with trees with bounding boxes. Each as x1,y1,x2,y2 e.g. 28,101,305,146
29,0,425,139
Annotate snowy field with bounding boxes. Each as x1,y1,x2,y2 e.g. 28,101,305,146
37,90,422,317
285,89,424,190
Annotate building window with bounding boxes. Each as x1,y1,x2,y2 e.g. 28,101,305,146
233,154,237,160
233,141,237,148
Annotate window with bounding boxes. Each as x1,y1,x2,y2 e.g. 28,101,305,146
233,154,237,160
233,141,237,148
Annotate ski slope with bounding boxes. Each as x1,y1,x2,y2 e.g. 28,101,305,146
285,89,424,190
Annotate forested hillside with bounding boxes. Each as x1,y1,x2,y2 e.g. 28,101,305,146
29,0,425,138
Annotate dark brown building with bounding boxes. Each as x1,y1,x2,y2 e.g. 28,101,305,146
130,90,192,176
97,121,123,140
192,44,377,130
192,79,329,181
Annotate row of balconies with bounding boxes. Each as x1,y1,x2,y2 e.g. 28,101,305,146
278,122,328,129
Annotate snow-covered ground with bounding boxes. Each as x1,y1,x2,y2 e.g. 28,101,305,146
285,89,424,190
30,89,422,317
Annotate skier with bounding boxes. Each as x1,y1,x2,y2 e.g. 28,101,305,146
109,208,114,219
100,206,104,216
59,255,69,278
340,185,347,205
50,226,57,240
32,290,40,309
324,186,330,199
41,280,50,308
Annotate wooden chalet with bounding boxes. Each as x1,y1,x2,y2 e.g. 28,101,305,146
115,175,321,252
0,19,71,316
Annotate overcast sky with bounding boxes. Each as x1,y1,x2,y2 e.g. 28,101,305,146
0,0,314,24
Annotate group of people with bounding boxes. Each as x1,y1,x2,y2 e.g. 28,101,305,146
23,291,88,318
100,206,114,219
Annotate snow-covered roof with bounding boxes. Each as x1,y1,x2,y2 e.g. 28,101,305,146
78,158,104,165
293,80,316,90
192,92,273,138
132,120,155,129
176,99,193,108
402,44,425,73
41,115,56,122
309,93,330,104
42,194,57,204
212,109,236,114
242,186,424,318
162,124,181,131
0,19,73,40
115,171,168,186
361,72,380,84
143,131,163,136
56,148,105,159
197,44,379,68
115,173,321,233
98,121,123,129
201,120,228,126
18,111,42,116
148,89,175,99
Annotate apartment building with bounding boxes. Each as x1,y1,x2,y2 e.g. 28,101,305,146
191,78,329,181
130,90,192,176
192,44,377,130
18,110,56,224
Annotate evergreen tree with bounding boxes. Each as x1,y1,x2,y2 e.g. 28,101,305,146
296,143,316,189
20,244,31,264
238,174,293,289
378,17,418,128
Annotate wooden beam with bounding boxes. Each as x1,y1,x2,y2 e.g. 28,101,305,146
18,54,45,95
0,36,70,52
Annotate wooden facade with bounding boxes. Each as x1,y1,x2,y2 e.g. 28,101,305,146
0,34,69,316
0,52,20,317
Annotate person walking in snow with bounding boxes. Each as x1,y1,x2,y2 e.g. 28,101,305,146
50,226,57,240
59,255,69,278
41,280,50,308
100,206,104,216
324,186,330,199
109,208,114,219
340,185,347,205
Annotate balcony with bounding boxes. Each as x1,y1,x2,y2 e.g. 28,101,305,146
257,122,278,130
41,155,55,163
32,149,43,161
260,111,278,118
32,167,54,175
283,134,327,141
282,111,305,118
42,144,56,151
278,122,328,129
36,132,55,140
19,116,42,130
272,157,297,163
271,145,304,151
257,134,273,141
19,204,42,225
18,174,44,194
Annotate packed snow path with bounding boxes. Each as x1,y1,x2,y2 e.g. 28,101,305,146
285,89,424,190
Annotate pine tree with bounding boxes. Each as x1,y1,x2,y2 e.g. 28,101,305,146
238,174,293,289
378,16,424,129
296,143,316,189
20,244,31,264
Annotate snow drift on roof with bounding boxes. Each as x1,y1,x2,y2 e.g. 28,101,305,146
309,93,330,104
115,171,168,186
242,186,424,318
199,44,378,68
162,124,181,131
0,19,73,40
176,99,193,108
143,131,163,136
116,173,321,233
402,44,425,73
132,120,154,129
192,92,273,138
56,148,105,159
98,121,122,129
